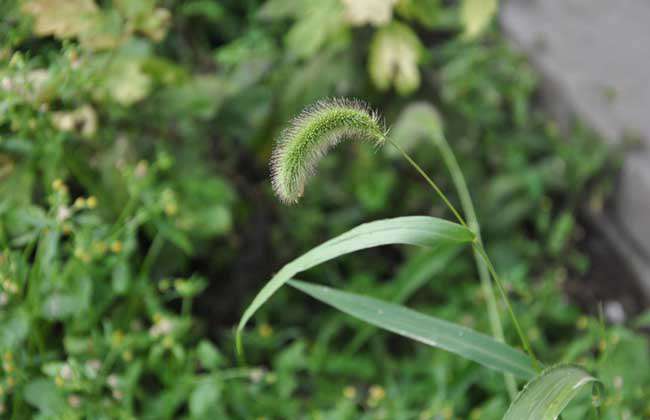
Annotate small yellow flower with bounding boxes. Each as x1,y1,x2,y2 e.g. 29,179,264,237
110,241,123,254
577,316,588,330
164,202,178,216
369,385,385,400
122,350,133,362
55,375,64,387
112,330,125,347
73,197,86,209
52,179,64,191
258,323,273,338
343,386,357,399
93,241,107,255
367,384,385,406
86,196,97,209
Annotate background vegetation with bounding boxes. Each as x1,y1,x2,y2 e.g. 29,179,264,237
0,0,649,418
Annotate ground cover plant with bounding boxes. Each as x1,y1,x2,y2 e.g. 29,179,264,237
1,0,649,418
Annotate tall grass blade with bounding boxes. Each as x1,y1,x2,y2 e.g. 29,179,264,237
344,245,461,353
289,279,536,379
237,216,474,355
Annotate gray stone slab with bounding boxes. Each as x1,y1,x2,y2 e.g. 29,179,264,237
500,0,650,300
501,0,650,145
617,154,650,256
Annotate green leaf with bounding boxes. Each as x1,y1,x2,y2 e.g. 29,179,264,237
23,378,67,416
196,340,224,370
189,376,222,418
345,245,461,353
237,216,474,354
289,279,535,379
460,0,498,39
503,364,601,420
0,308,30,350
285,0,345,59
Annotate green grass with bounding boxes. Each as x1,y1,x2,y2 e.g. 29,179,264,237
0,0,648,418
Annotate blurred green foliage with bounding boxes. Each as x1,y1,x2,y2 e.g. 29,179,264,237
0,0,648,418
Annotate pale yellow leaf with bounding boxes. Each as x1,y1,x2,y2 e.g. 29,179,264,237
341,0,398,26
368,22,422,95
460,0,498,39
22,0,99,39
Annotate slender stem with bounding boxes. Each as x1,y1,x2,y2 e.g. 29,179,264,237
431,131,517,398
389,134,540,374
387,139,467,228
474,244,540,371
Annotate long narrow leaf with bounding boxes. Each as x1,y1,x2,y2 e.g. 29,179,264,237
345,245,462,354
503,364,601,420
237,216,474,354
289,279,535,379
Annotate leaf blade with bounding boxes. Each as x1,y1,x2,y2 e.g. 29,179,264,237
236,216,474,354
503,364,600,420
345,245,462,354
289,279,536,379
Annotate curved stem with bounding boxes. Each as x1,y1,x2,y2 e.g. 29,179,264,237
388,134,540,375
387,138,467,228
474,244,540,371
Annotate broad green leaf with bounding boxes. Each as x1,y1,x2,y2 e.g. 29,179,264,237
503,364,601,420
189,376,222,418
23,378,68,416
289,279,535,379
0,308,30,350
237,216,474,353
460,0,498,39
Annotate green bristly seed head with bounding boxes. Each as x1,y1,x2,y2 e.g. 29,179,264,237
270,98,387,204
